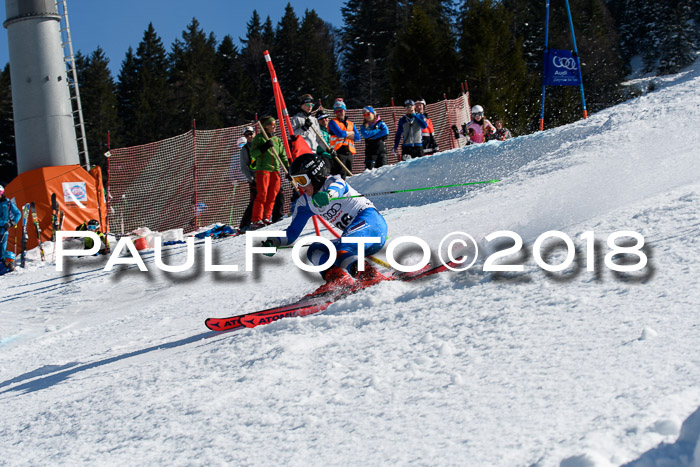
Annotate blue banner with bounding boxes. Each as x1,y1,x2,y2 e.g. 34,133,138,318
544,49,580,86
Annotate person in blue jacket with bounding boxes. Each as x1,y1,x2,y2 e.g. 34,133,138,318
0,250,15,275
261,153,389,295
393,99,428,161
359,106,389,170
0,184,22,262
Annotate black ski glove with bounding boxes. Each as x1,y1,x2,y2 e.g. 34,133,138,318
451,125,460,140
259,139,274,152
2,222,9,230
302,118,312,131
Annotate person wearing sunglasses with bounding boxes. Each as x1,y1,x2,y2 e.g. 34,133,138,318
0,250,15,275
291,94,323,152
0,184,21,263
463,105,496,144
328,99,360,179
260,153,389,295
393,99,428,161
359,106,389,170
75,219,109,254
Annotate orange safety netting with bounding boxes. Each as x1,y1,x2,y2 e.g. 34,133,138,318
107,94,471,234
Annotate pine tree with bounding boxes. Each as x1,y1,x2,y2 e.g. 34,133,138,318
273,4,304,104
341,0,407,107
116,47,138,144
294,10,343,108
217,35,257,126
116,23,174,146
609,0,699,74
458,0,535,133
169,18,222,131
0,64,16,184
240,11,276,116
75,47,120,172
389,1,460,103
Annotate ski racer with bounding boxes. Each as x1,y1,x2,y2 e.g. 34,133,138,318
393,99,428,161
464,105,496,143
0,184,21,261
76,219,109,254
0,250,15,275
260,153,388,295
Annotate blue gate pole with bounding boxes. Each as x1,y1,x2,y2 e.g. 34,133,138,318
539,0,551,131
564,0,588,119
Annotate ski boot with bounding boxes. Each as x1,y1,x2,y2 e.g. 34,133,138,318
309,266,354,296
351,261,389,290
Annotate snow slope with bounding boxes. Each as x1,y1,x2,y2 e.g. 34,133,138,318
1,60,700,466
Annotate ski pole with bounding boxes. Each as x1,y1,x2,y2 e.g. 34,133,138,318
330,179,499,200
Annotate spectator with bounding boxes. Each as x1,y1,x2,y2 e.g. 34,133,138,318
291,93,322,152
393,99,427,161
76,219,109,254
0,184,21,261
464,105,496,143
492,118,513,141
359,106,389,170
415,98,439,155
315,111,332,154
249,116,290,229
328,99,360,179
0,250,15,275
236,127,257,231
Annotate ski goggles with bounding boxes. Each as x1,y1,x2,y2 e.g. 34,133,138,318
473,112,484,117
291,174,311,187
87,223,99,231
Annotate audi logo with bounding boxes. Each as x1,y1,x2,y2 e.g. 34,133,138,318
552,56,577,70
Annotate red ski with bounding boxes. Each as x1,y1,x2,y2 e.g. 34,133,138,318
205,257,463,332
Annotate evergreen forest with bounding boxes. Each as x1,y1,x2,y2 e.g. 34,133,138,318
1,0,698,184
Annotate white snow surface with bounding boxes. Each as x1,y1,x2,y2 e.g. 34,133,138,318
2,61,700,466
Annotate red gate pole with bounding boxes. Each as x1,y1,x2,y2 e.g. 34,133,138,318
263,51,293,160
264,50,326,236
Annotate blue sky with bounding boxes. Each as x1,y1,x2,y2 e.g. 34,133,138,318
0,0,345,75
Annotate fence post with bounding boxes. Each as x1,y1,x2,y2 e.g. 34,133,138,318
192,119,199,230
106,130,111,231
443,93,455,150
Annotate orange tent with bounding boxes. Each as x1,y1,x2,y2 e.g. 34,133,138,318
4,165,108,252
